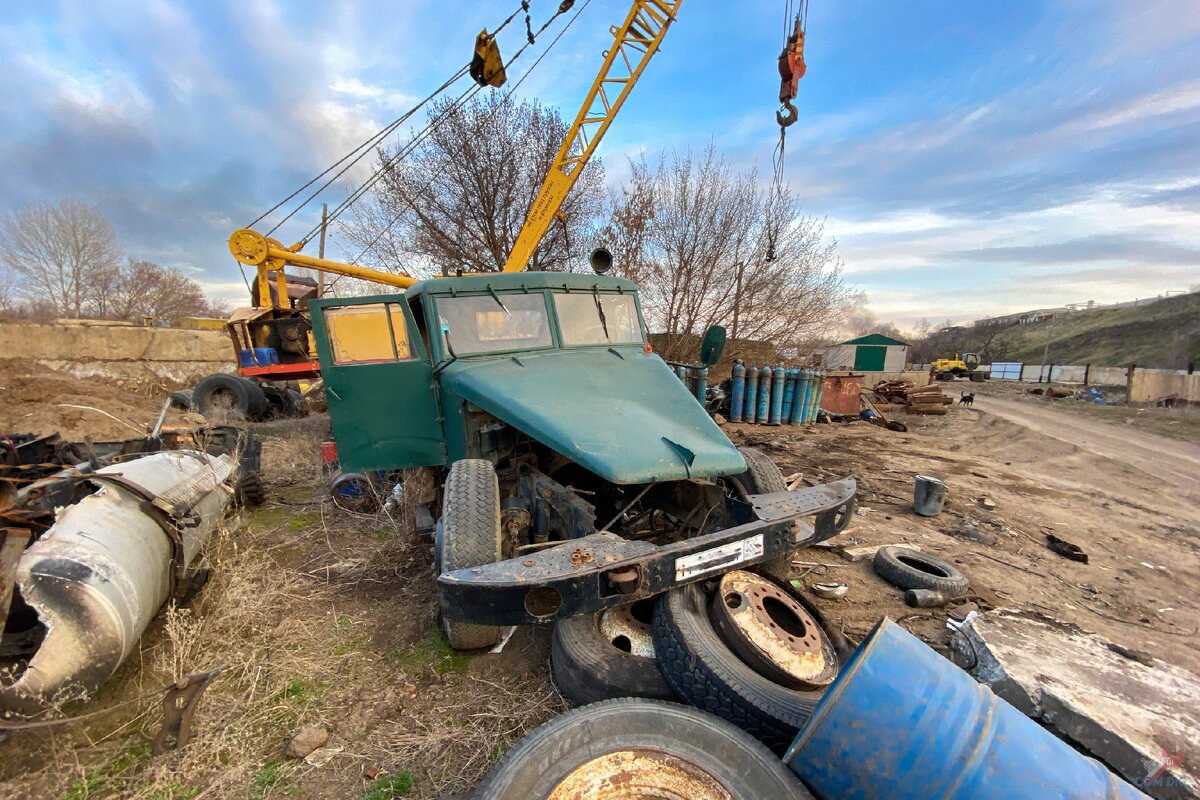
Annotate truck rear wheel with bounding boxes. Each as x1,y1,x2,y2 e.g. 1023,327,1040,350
725,447,794,578
437,459,503,650
194,374,268,421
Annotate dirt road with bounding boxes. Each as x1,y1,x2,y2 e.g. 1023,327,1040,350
980,395,1200,495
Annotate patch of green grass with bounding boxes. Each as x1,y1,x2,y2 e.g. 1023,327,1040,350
252,760,301,797
360,772,413,800
62,741,150,799
384,626,466,675
246,507,322,533
146,782,198,800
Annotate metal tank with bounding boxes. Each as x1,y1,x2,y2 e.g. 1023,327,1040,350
769,365,786,425
755,366,773,425
730,362,746,423
745,366,760,424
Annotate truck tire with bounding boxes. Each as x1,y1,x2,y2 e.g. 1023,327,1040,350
475,698,813,800
194,374,268,421
437,459,502,650
726,447,793,578
872,546,969,597
651,582,825,754
235,470,266,507
550,599,676,706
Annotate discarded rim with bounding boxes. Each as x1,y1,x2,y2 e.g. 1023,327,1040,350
709,570,838,690
547,749,735,800
596,598,657,658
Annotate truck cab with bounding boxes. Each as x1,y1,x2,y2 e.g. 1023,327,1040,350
310,271,855,649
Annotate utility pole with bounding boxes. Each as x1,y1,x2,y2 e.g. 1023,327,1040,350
1039,317,1054,383
317,203,328,297
731,261,745,340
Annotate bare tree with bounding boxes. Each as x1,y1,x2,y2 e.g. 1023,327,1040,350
342,93,606,277
602,146,847,360
1,200,122,318
106,259,212,320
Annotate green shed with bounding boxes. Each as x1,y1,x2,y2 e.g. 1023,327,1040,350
825,333,909,373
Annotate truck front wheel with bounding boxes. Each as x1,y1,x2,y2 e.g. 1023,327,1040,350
436,459,503,650
725,447,794,578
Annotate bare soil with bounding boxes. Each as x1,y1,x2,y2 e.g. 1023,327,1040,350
0,368,1196,799
0,359,205,440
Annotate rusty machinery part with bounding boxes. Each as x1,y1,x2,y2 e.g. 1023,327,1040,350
708,570,838,691
150,666,226,754
550,598,676,707
872,546,970,598
0,452,234,714
651,581,828,754
0,666,225,747
722,446,794,578
475,698,812,800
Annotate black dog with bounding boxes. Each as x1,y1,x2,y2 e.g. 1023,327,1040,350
959,391,975,407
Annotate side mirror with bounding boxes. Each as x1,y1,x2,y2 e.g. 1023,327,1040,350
590,247,613,274
699,325,727,367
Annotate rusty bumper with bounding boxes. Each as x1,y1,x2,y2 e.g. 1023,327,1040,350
438,478,856,626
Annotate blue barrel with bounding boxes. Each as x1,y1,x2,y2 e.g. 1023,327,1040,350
745,366,759,424
756,366,773,425
792,370,810,425
781,368,797,422
786,618,1149,800
694,366,708,406
730,362,746,423
807,369,825,426
768,365,786,425
675,364,689,383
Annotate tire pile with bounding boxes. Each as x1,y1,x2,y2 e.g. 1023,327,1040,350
477,569,851,798
186,374,309,422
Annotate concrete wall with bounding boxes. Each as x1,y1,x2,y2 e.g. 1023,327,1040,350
1129,370,1200,404
0,322,234,384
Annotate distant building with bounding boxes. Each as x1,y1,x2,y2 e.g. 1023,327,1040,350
825,333,909,372
975,307,1066,327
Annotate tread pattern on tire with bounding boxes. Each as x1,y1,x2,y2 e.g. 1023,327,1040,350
873,546,969,596
439,459,501,650
550,606,676,706
731,446,793,578
652,582,822,753
235,470,266,507
476,697,812,800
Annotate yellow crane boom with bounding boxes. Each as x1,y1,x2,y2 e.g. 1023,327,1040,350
502,0,683,272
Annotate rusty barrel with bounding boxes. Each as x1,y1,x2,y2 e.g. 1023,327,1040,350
785,618,1149,800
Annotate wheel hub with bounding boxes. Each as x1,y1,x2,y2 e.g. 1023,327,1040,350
597,599,656,658
709,570,838,690
548,749,734,800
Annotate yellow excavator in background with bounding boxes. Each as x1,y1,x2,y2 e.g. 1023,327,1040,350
931,353,986,382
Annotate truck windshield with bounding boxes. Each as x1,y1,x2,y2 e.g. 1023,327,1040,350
555,292,643,346
436,293,552,355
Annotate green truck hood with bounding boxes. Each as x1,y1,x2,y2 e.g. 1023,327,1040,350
441,348,746,485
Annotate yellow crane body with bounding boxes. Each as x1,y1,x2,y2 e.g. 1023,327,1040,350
502,0,683,273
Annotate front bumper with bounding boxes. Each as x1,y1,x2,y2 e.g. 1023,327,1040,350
438,478,856,626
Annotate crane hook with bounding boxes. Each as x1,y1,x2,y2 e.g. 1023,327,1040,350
776,100,798,128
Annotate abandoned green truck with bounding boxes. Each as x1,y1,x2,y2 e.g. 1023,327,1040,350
309,268,856,649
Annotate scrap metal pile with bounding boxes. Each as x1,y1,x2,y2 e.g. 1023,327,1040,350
0,424,261,717
872,380,954,416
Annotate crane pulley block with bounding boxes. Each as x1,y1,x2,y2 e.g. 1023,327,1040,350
776,16,807,127
470,30,508,87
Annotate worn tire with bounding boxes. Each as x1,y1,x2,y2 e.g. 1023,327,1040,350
194,374,267,420
437,459,502,650
234,470,266,507
873,546,969,596
551,599,676,706
475,698,812,799
167,390,194,411
285,389,308,417
726,446,793,578
651,582,825,753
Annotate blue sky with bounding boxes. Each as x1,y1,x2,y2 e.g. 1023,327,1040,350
1,0,1197,327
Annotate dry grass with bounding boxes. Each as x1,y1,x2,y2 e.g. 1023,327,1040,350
0,419,545,800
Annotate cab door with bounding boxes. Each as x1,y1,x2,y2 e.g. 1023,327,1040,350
310,295,446,472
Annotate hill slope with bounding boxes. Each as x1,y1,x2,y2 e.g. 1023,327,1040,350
1002,293,1199,368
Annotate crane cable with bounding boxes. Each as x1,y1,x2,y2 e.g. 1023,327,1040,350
341,0,594,274
768,0,809,261
245,0,539,237
296,0,582,251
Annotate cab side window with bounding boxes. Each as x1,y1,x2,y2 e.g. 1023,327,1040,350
324,303,412,365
